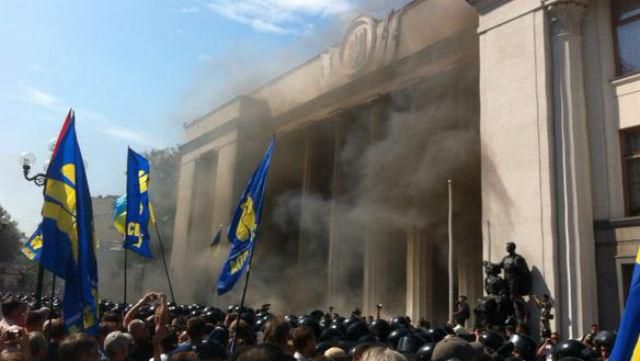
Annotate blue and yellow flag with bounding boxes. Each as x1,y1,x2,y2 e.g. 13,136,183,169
217,140,275,295
123,148,153,258
21,226,43,262
39,109,99,335
611,247,640,361
113,194,127,235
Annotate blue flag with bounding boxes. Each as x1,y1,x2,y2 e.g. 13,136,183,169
113,194,127,235
40,109,99,334
123,148,153,258
21,226,43,262
217,140,275,295
610,247,640,360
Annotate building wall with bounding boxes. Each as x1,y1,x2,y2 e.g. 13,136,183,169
170,0,640,336
470,0,640,335
172,0,482,319
472,0,558,333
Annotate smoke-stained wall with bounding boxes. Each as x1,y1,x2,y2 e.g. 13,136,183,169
170,0,481,320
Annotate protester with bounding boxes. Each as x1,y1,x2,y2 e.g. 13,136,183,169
261,317,295,361
57,333,100,361
452,296,470,327
535,331,558,361
291,326,315,361
0,299,27,333
28,331,47,361
0,291,619,361
581,323,599,349
25,309,48,333
103,331,133,361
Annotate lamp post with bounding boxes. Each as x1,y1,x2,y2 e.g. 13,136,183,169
18,139,55,308
18,152,47,308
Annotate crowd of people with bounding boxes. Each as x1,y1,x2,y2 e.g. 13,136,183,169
0,292,617,361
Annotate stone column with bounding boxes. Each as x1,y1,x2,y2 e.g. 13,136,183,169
169,159,196,296
362,100,401,317
328,119,345,307
545,0,598,337
211,142,237,234
209,142,237,305
298,132,314,269
406,226,433,324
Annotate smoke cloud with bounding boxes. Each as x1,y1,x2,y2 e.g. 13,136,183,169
111,0,480,322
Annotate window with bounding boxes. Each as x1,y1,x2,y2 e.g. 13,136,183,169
612,0,640,76
622,127,640,215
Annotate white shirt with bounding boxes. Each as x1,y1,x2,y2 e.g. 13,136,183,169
294,351,309,361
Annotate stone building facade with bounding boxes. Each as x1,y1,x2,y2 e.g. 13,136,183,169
171,0,640,336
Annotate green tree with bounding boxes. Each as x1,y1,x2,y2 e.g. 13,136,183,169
0,203,39,291
0,204,24,262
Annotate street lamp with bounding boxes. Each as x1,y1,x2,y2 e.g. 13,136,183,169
19,152,47,186
18,139,55,308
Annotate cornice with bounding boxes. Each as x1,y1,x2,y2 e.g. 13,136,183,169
466,0,512,14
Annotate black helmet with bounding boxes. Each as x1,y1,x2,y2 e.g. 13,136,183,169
553,339,596,361
299,317,322,339
254,317,267,333
508,334,537,361
342,316,358,330
310,310,324,321
391,316,411,330
397,334,426,354
425,328,447,343
320,326,345,342
371,319,391,342
413,329,434,344
316,340,341,354
480,331,506,352
319,318,330,331
239,311,256,326
284,314,299,328
594,331,616,350
208,326,229,345
338,340,357,354
358,335,378,344
416,343,435,361
388,328,411,349
346,321,370,341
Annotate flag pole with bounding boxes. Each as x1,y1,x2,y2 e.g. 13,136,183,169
152,221,176,304
46,275,56,341
34,265,45,308
230,240,258,354
123,247,128,305
448,179,455,323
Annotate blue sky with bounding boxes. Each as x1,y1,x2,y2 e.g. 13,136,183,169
0,0,407,234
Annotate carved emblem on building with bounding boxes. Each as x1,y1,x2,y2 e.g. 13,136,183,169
337,10,401,78
340,15,377,76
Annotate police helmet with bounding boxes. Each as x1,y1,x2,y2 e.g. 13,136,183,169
388,328,411,349
594,331,616,350
508,334,537,361
479,331,506,352
425,327,447,343
346,321,370,341
416,343,435,361
391,316,411,330
371,319,391,342
552,339,596,361
397,334,426,354
299,317,322,339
